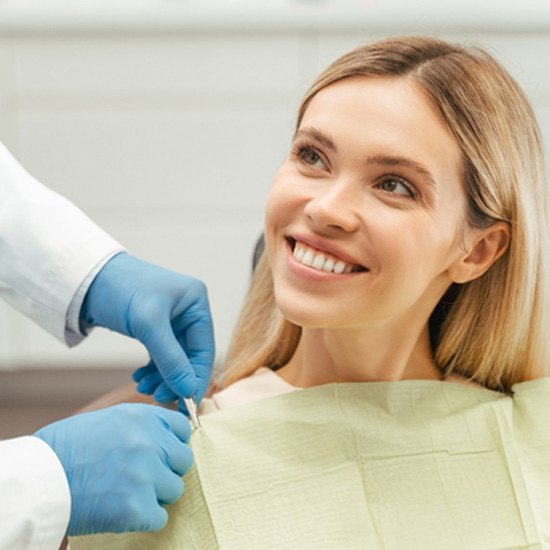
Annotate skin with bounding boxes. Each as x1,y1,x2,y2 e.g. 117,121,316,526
264,76,509,388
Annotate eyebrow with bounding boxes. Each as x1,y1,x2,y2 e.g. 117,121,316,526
294,127,338,153
295,126,438,188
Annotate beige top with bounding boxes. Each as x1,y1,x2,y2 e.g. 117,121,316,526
199,367,299,414
199,367,477,415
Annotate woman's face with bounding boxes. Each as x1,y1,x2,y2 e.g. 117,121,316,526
264,76,474,332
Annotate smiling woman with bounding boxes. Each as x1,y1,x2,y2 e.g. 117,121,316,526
263,74,502,388
220,36,549,394
71,36,550,549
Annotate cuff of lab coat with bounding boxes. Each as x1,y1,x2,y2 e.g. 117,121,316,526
0,436,71,549
65,249,125,347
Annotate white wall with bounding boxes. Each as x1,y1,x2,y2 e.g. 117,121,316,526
0,2,549,369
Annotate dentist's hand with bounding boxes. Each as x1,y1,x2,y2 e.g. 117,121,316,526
80,253,215,404
34,404,193,536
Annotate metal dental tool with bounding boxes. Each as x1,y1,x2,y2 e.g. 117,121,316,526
184,397,201,429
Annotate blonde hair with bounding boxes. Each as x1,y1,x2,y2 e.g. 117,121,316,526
219,36,549,393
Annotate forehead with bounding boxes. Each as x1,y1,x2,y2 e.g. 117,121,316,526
300,76,463,184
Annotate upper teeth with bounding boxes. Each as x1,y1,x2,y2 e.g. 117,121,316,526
293,242,355,274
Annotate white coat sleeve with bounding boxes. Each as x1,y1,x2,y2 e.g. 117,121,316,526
0,142,125,345
0,436,71,549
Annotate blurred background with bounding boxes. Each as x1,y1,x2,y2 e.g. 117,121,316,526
0,0,549,436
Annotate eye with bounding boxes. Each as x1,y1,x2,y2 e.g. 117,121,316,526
375,176,416,199
292,144,327,170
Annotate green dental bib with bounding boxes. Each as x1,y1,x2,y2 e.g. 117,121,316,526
70,378,550,549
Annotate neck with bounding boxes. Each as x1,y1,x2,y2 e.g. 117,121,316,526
276,323,441,388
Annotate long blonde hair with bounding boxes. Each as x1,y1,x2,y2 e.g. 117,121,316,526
220,36,549,393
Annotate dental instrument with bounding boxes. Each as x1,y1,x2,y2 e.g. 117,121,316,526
184,397,201,429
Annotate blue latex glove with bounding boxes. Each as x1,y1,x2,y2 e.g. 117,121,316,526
81,253,215,405
34,404,193,535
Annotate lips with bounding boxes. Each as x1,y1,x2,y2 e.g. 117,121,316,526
287,237,367,274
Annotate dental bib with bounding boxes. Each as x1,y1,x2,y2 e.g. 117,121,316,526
70,378,550,549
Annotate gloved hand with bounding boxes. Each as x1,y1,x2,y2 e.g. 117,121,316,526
34,404,193,536
80,253,215,404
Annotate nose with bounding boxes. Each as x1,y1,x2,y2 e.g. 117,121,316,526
304,179,361,234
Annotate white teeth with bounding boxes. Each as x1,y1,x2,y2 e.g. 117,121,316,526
322,259,335,272
302,249,314,266
292,241,358,274
333,261,346,274
312,254,325,269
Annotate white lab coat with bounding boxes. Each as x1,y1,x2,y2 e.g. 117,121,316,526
0,142,124,549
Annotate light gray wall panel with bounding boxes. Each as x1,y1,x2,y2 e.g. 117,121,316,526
0,25,548,369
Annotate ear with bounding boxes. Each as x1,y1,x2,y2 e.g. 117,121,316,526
449,221,510,284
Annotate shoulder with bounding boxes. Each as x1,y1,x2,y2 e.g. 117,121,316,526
199,367,299,414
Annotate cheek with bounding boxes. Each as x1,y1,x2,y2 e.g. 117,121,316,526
263,187,280,229
264,175,301,232
375,214,462,276
264,178,292,263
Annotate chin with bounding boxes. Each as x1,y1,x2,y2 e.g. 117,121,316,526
275,298,343,330
272,279,367,329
